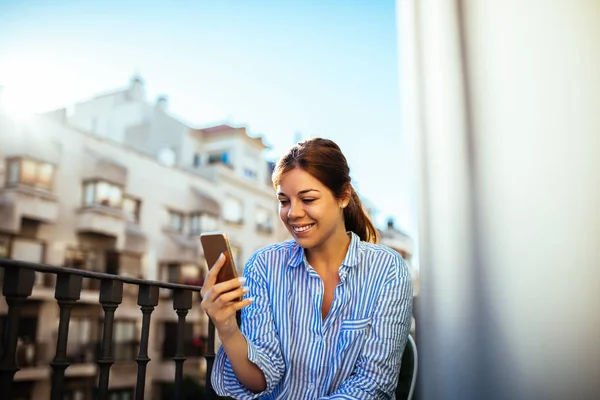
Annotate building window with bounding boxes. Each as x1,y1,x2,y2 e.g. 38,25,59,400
165,209,184,232
0,235,8,283
256,206,273,233
11,238,45,286
189,212,218,234
66,318,95,363
223,196,243,224
63,389,86,400
181,264,202,285
193,153,201,167
65,247,98,271
107,388,134,400
64,247,100,289
5,157,54,191
162,263,202,286
123,196,141,223
244,168,257,180
0,235,9,258
162,322,198,359
82,180,123,208
113,321,136,362
207,151,232,167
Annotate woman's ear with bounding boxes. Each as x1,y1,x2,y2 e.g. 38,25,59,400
339,187,352,208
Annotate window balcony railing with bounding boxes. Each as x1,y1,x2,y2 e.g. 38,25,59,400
0,258,219,399
65,343,97,365
15,341,49,368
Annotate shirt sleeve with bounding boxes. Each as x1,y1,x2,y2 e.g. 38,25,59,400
319,256,414,400
211,251,286,399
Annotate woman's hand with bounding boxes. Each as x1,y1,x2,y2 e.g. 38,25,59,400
200,253,253,340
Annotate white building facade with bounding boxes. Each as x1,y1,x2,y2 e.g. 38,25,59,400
0,77,287,399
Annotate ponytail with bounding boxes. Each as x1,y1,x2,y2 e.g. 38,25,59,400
344,186,378,243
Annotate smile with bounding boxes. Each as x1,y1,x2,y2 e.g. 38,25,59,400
292,223,314,233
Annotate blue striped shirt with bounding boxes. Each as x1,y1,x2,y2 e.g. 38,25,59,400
212,232,413,399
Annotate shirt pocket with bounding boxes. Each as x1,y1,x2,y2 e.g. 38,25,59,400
337,317,371,354
340,317,371,331
333,317,372,381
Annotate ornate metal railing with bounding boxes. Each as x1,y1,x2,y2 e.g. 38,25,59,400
0,258,218,400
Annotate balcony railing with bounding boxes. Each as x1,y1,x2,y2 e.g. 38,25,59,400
65,344,97,365
0,257,219,400
15,341,48,368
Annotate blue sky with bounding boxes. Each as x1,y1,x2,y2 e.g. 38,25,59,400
0,0,418,243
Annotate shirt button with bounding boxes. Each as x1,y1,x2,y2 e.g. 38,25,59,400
308,383,315,390
315,336,322,343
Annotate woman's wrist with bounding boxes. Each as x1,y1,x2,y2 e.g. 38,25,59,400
218,324,242,344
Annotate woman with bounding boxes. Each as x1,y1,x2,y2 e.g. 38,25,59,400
201,138,413,399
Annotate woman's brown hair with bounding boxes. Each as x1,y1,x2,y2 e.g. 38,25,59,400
272,138,378,243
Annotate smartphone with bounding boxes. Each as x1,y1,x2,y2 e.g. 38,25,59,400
199,231,239,285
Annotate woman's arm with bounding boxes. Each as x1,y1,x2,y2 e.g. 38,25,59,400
208,251,286,399
201,259,267,392
219,328,266,392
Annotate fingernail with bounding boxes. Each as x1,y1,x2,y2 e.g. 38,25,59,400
247,297,255,302
242,286,249,293
238,277,246,284
218,253,225,261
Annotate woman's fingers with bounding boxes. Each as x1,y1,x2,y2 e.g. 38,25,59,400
217,285,249,304
231,297,254,311
203,276,246,303
200,253,226,297
210,298,254,325
200,267,253,335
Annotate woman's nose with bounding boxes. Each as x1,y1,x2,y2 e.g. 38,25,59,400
287,201,304,219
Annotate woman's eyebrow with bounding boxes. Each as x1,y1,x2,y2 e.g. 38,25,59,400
277,189,320,196
297,189,320,195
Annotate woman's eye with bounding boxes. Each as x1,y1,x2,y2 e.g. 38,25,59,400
302,198,315,204
278,199,289,205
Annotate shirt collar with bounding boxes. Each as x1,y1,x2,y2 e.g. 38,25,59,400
288,231,361,268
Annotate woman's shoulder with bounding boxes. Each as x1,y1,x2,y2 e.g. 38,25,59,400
358,240,410,277
359,240,405,261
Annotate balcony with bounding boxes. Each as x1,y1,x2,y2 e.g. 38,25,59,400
118,223,148,255
159,232,199,264
76,205,126,240
13,341,51,382
0,258,219,399
0,185,59,232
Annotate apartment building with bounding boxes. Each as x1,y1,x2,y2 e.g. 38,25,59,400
0,78,286,399
378,218,417,293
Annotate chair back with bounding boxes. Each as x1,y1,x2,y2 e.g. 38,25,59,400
395,335,418,400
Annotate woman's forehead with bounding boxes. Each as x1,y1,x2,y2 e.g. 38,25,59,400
277,168,328,194
279,168,319,184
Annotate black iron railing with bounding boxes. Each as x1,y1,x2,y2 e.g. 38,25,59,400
0,258,218,400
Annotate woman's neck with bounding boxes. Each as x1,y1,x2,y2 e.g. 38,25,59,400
305,229,351,273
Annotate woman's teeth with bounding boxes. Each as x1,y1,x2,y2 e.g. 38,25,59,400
293,224,313,232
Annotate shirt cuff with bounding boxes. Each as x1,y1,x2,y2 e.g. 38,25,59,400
210,335,274,399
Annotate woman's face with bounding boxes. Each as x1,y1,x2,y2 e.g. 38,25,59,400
276,167,346,251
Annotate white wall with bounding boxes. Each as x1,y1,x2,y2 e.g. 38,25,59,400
70,92,148,143
398,0,600,398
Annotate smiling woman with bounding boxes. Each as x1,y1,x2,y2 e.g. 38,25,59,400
201,138,414,399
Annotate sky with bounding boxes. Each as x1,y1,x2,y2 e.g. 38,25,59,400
0,0,419,251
